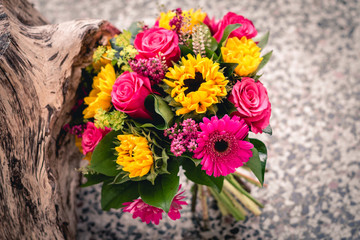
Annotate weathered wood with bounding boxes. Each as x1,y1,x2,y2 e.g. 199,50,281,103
0,0,118,239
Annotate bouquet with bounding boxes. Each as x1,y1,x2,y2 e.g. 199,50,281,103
65,8,273,225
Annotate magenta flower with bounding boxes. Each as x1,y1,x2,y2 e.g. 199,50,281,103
81,122,111,155
168,186,188,220
122,185,187,224
123,199,164,225
193,115,253,177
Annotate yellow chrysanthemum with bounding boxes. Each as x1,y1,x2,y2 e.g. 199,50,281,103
115,134,153,178
221,37,263,76
83,64,116,119
164,54,228,115
158,9,206,33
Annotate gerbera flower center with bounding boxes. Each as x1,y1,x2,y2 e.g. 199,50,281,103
214,139,229,152
183,72,206,95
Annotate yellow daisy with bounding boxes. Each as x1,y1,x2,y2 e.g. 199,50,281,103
221,36,263,76
115,134,153,178
83,64,116,119
164,54,228,115
158,9,206,34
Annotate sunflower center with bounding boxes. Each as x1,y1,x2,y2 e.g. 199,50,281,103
183,72,206,95
214,139,229,153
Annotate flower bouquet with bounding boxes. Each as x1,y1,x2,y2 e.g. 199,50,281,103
65,8,272,225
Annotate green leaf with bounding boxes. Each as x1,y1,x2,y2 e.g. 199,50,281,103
205,48,219,61
111,171,130,184
179,44,195,57
216,24,242,53
128,22,142,44
156,149,170,174
101,181,139,211
141,94,174,130
182,158,224,192
138,160,180,212
219,62,239,77
81,173,112,187
262,125,272,135
256,31,270,49
255,50,273,74
209,37,218,51
90,130,121,176
246,139,267,186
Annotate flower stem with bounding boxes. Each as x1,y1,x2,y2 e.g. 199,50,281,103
191,183,198,213
200,185,209,230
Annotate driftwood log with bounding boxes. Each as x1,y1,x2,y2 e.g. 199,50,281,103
0,0,119,239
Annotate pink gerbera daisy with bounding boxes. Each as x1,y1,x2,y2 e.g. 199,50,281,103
123,185,187,224
193,115,254,177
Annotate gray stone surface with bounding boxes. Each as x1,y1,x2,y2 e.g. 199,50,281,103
31,0,360,239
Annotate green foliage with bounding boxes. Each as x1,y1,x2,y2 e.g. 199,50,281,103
138,160,180,213
216,24,242,54
246,138,267,186
93,46,107,63
181,158,224,192
256,31,270,49
253,50,273,75
101,181,139,210
219,62,239,77
94,109,127,131
135,94,174,130
81,173,112,187
262,125,272,135
179,44,195,57
90,130,121,176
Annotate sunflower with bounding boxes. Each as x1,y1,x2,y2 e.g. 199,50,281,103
158,9,207,34
115,134,153,178
163,54,228,115
221,36,263,76
83,64,116,119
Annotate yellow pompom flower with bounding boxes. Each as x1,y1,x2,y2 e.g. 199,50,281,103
115,134,153,178
221,37,263,76
158,9,206,33
164,54,228,115
83,64,116,119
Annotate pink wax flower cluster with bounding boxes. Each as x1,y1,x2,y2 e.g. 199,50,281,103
129,57,167,86
169,8,184,35
164,119,200,157
123,185,187,225
81,122,111,155
63,123,85,138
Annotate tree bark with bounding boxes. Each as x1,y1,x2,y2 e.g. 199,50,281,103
0,0,117,239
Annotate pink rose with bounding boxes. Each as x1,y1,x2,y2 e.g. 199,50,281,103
134,27,180,67
229,77,271,134
213,12,257,42
82,122,111,155
111,71,152,119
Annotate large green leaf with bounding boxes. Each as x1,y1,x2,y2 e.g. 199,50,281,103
139,94,174,130
216,24,242,53
246,139,267,186
219,62,238,77
182,158,224,192
179,44,195,57
138,160,180,212
90,130,121,176
81,173,112,187
101,181,139,210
